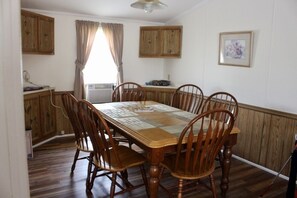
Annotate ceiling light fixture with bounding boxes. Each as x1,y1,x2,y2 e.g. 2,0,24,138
130,0,167,13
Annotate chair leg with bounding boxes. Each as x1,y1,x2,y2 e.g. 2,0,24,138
120,170,132,188
218,147,224,168
209,174,217,198
177,179,183,198
140,165,149,197
158,166,165,180
110,172,117,198
120,170,128,180
128,140,133,148
86,152,93,189
71,148,80,173
87,166,99,191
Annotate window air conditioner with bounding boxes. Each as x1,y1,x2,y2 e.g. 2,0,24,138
85,83,114,104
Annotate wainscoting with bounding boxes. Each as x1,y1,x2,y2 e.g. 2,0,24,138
53,87,297,176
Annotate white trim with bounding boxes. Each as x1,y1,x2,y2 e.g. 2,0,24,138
32,134,75,148
1,0,30,197
21,8,165,25
232,154,289,181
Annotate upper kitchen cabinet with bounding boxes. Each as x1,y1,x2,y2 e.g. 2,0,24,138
21,10,54,54
139,26,182,58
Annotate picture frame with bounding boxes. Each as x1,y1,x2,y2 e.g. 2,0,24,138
218,31,253,67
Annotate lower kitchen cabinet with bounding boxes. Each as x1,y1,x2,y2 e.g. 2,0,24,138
24,89,56,145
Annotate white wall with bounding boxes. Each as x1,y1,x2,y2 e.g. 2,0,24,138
0,0,30,197
22,0,297,114
22,10,165,91
165,0,297,114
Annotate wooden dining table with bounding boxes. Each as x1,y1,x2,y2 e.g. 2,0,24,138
94,101,240,198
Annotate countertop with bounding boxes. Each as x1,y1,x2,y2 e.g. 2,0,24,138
23,87,54,95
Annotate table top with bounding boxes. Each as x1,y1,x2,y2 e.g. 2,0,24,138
94,101,239,149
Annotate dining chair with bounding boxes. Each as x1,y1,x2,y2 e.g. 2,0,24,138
171,84,204,114
159,109,235,198
112,82,145,102
201,91,238,122
112,82,145,147
201,91,238,168
61,92,93,174
78,100,149,197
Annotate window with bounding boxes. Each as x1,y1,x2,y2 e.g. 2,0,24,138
83,27,117,84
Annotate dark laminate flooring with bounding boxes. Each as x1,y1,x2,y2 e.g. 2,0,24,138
28,136,288,198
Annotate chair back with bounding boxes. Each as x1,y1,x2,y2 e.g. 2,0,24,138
61,93,91,151
174,109,234,176
171,84,204,114
78,100,123,170
112,82,145,102
202,92,238,122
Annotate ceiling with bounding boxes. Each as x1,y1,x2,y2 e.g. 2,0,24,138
21,0,206,23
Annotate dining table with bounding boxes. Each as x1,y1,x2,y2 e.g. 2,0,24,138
94,100,240,198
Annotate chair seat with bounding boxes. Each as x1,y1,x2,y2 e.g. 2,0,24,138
76,133,117,152
76,137,93,152
161,152,215,180
92,145,146,172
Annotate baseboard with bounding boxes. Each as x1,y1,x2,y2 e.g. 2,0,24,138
232,154,289,181
32,133,74,149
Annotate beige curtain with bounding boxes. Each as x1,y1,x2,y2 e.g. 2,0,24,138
101,23,124,85
74,20,99,99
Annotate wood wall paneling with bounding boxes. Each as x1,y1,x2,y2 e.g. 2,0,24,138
258,114,272,166
54,92,73,134
247,111,265,163
39,93,56,137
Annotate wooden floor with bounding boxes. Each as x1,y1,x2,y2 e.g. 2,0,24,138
28,136,288,198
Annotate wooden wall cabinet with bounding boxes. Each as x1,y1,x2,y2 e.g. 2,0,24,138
21,10,54,54
24,89,56,144
139,26,182,58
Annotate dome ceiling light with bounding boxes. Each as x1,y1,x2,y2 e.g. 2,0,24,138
130,0,168,13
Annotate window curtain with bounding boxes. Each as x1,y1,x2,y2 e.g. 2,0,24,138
74,20,99,99
101,23,124,85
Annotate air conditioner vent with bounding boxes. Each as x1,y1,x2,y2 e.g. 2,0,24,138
85,83,114,104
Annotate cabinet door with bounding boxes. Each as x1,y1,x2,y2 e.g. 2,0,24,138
38,15,54,54
24,96,41,143
160,28,182,57
21,11,38,53
139,28,160,57
40,93,56,137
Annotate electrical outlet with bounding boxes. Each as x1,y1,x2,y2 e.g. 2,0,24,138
61,130,65,135
23,70,30,82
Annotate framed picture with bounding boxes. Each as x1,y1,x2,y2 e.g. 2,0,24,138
218,31,253,67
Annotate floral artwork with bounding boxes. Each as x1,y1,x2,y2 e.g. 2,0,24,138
219,31,253,67
224,39,246,59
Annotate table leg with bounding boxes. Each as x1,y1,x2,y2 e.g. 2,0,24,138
220,144,232,198
149,164,160,198
147,148,164,198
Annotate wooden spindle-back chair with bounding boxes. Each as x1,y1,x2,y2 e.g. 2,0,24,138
201,91,238,168
112,82,145,102
78,100,149,197
160,109,235,198
171,84,204,114
61,92,93,173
